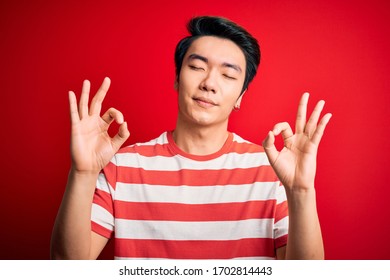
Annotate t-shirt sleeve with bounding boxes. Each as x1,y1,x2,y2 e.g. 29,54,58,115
274,183,289,249
91,161,117,239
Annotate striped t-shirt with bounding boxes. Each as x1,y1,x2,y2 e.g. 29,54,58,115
91,131,288,259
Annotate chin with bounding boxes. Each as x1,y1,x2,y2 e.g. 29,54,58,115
180,107,225,127
192,115,227,128
193,116,214,126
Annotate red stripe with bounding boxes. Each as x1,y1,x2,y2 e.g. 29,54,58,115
93,189,114,215
230,140,265,154
115,200,276,221
115,238,276,259
91,221,113,239
116,136,265,158
102,162,117,190
275,200,288,223
275,234,288,249
116,166,278,186
118,143,173,157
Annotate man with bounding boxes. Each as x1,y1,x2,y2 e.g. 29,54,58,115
51,16,331,259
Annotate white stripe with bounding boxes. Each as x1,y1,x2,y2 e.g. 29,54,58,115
114,152,270,171
115,182,281,204
91,204,114,231
274,216,289,238
115,218,274,240
276,185,287,204
232,133,251,143
112,132,168,164
96,173,115,195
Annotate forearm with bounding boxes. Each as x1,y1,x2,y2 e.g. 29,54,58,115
285,188,324,260
50,169,99,259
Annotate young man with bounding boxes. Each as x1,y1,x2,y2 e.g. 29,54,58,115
51,16,331,259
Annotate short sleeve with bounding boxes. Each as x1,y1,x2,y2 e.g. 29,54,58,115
274,183,289,249
91,161,117,239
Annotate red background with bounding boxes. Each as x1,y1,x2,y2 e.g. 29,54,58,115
1,0,389,260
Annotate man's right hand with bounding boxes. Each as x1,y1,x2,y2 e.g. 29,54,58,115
68,77,130,173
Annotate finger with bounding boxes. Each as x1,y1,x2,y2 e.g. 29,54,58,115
262,131,279,165
101,107,124,125
305,99,325,137
295,92,309,133
69,91,80,124
311,113,332,146
273,122,294,148
90,77,111,116
111,122,130,151
79,80,90,119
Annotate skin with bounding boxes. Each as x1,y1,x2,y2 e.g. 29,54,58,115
173,36,246,155
51,78,127,259
50,35,331,260
263,93,332,259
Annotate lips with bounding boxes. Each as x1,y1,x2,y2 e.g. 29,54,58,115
193,97,218,107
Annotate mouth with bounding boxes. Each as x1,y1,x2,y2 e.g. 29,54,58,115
192,97,218,108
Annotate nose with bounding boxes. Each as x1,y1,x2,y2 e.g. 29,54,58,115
199,71,217,94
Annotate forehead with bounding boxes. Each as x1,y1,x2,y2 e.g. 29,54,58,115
185,36,246,67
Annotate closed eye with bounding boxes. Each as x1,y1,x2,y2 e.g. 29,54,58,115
189,65,204,71
223,74,237,80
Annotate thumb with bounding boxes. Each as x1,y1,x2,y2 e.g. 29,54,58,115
112,121,130,151
262,131,279,165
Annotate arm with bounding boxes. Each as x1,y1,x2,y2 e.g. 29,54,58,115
263,92,332,259
50,78,130,259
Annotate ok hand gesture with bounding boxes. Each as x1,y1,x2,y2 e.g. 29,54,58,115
262,93,332,192
68,77,130,173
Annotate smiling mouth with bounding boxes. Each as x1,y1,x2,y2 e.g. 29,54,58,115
193,97,218,108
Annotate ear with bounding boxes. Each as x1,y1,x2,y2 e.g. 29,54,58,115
235,90,246,107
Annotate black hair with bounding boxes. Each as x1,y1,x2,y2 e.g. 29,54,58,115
174,16,260,94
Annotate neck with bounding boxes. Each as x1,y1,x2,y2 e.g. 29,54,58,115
173,119,229,156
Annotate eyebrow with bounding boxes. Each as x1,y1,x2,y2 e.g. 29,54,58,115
187,53,242,73
222,62,242,73
188,54,208,63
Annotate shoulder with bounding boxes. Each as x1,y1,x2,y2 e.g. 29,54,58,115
107,131,171,169
229,133,272,168
230,133,265,154
113,132,171,165
116,131,169,156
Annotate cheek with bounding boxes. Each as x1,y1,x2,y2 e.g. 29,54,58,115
177,87,192,111
224,86,243,105
178,76,193,96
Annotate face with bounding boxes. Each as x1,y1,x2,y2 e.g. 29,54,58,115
176,36,246,128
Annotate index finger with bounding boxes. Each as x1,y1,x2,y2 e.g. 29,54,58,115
89,77,111,115
295,92,309,133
